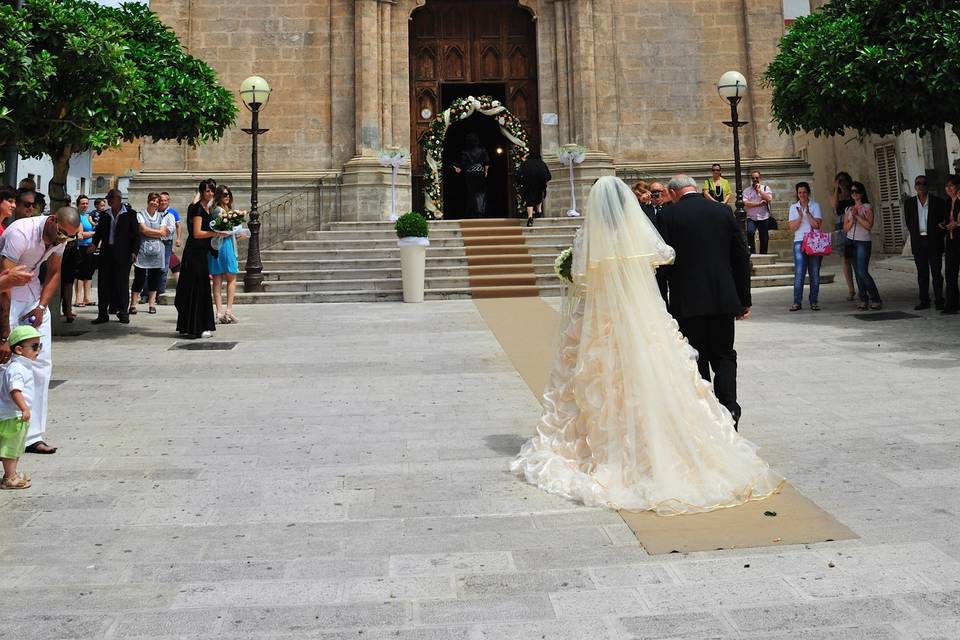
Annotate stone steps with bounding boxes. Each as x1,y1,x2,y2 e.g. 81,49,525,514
208,217,833,303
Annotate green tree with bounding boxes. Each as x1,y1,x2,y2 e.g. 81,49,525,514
764,0,960,139
1,0,237,208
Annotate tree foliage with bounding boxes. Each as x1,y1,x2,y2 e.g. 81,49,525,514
0,0,237,205
764,0,960,138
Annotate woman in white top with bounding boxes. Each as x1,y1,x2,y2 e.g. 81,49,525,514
787,182,823,311
843,181,883,310
129,192,175,315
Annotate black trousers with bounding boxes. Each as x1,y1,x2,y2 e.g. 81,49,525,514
945,239,960,312
131,267,162,294
677,314,741,429
747,218,770,255
912,236,944,305
97,247,132,320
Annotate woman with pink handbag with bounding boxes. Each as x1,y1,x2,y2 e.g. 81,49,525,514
788,182,824,311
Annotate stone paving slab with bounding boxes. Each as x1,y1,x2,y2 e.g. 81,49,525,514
0,265,958,638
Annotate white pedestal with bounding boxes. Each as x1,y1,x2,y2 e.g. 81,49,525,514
399,243,426,303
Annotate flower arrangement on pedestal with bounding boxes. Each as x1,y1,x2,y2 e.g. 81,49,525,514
378,146,410,222
421,95,530,219
558,144,588,217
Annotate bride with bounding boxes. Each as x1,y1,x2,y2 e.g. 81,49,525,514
511,177,783,515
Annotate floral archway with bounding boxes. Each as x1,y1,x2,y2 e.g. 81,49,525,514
421,95,530,219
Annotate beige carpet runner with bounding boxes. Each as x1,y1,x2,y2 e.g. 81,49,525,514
458,219,540,298
473,296,858,554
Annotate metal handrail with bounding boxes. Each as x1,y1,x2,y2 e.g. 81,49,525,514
236,176,341,259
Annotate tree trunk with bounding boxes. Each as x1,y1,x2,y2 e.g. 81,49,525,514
48,144,72,212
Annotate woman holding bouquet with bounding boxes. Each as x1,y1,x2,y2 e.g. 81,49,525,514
176,179,226,338
208,185,245,324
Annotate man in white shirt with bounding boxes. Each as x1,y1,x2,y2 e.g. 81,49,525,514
0,207,82,454
742,170,774,255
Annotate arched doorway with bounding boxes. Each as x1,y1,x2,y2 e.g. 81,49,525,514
409,0,540,218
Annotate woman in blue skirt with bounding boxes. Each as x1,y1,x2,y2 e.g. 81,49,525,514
208,185,243,324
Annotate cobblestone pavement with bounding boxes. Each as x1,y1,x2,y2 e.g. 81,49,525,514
1,261,958,639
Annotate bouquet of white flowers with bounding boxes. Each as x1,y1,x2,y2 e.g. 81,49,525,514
554,246,573,284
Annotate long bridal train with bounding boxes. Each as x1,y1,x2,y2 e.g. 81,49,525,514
510,177,783,515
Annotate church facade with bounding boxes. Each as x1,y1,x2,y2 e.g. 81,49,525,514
134,0,807,221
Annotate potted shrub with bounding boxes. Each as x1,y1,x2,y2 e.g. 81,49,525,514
395,211,430,303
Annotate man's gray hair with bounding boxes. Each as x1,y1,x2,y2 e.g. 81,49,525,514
55,206,81,227
667,174,698,191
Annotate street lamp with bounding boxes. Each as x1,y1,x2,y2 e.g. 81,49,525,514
240,75,271,292
718,70,749,231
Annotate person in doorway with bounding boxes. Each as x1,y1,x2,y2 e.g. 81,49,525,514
454,133,490,217
903,175,946,310
520,151,552,226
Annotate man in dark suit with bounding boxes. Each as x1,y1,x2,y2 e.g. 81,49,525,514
90,189,140,324
903,175,947,310
640,181,671,302
658,175,752,430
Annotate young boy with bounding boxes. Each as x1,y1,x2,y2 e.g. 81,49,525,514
0,325,42,489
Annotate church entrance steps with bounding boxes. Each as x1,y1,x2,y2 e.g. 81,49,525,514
219,216,827,304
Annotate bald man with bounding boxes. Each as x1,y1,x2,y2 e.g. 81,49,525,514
0,207,82,454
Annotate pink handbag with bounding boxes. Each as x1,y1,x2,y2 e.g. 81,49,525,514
802,230,833,256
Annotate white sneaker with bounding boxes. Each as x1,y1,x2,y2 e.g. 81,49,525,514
200,331,212,338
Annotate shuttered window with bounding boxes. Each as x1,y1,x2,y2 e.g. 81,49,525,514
874,142,906,253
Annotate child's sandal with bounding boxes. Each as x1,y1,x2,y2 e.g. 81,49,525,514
1,473,31,489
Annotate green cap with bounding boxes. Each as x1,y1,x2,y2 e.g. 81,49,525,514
8,325,41,347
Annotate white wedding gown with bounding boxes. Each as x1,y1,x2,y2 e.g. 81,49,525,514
511,177,783,515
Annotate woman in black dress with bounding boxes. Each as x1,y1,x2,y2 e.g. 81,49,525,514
520,151,552,227
454,133,490,217
175,179,222,338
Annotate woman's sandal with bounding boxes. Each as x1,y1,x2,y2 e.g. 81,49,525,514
74,302,86,308
869,302,883,310
227,312,238,324
857,302,868,311
789,304,801,312
1,472,31,489
128,306,138,315
810,304,821,311
148,307,157,314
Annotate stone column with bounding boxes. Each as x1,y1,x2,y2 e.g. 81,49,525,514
543,0,614,217
341,0,410,222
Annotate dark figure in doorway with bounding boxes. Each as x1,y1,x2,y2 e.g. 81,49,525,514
520,151,552,227
454,133,490,217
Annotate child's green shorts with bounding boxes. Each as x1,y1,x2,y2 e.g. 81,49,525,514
0,417,27,459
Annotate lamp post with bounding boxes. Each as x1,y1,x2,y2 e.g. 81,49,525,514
240,75,271,292
717,70,749,232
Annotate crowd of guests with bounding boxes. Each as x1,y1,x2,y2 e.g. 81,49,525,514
632,163,960,315
0,177,246,489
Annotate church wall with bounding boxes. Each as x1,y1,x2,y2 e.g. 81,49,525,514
599,0,791,164
143,0,341,175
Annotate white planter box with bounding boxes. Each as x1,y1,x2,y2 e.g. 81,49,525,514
398,238,428,303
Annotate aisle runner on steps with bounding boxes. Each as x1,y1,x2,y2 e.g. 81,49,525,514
473,296,858,555
459,219,539,298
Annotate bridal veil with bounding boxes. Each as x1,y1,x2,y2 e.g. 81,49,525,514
511,176,783,514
